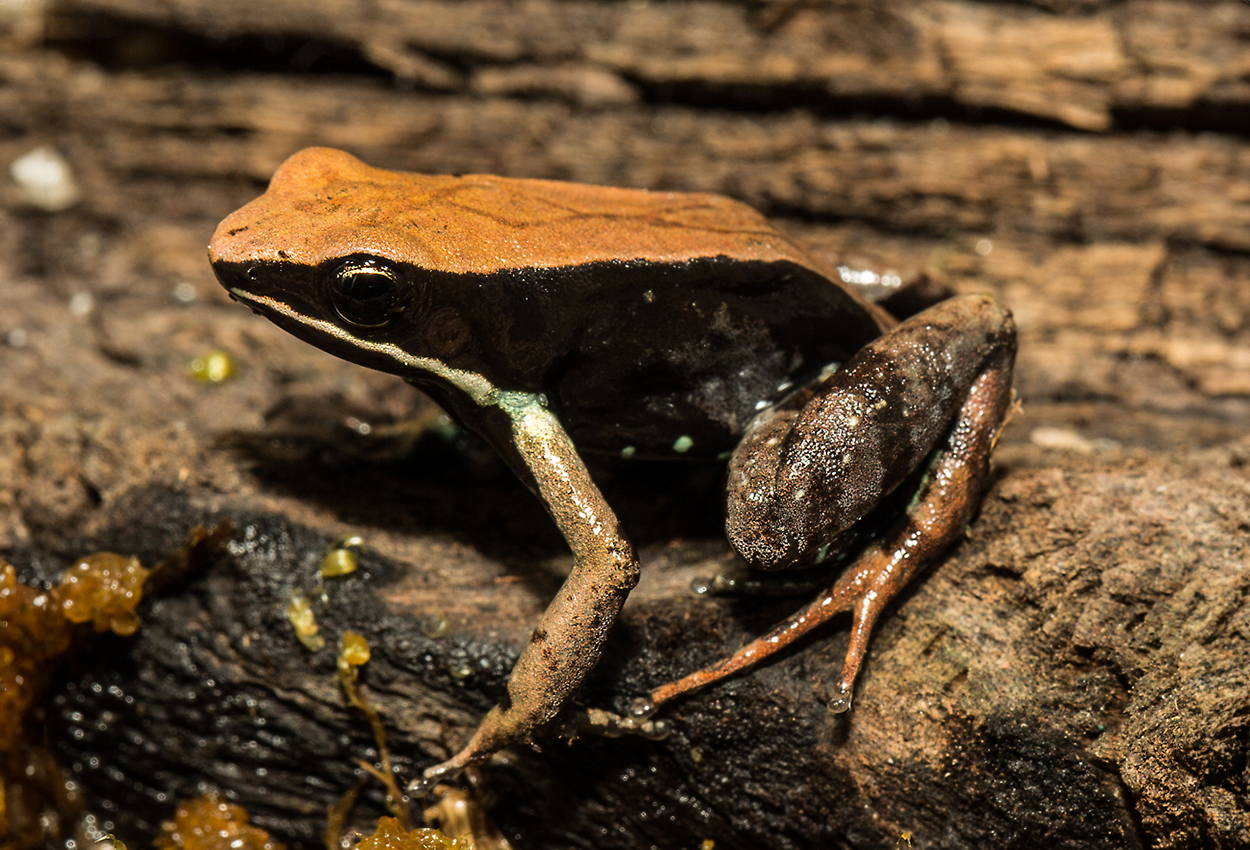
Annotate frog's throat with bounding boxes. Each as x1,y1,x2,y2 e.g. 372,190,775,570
229,287,512,407
230,289,563,482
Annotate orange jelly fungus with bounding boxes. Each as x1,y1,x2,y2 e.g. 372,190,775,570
0,553,150,750
154,793,285,850
56,553,150,636
356,816,468,850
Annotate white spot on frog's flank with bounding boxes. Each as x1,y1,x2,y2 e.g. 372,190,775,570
844,414,860,429
672,435,694,454
620,445,636,459
68,292,94,317
793,489,805,501
975,239,993,256
9,146,80,211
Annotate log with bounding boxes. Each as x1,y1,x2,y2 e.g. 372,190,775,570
1,0,1247,847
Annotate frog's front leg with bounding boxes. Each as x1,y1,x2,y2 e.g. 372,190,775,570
640,293,1016,715
417,394,639,787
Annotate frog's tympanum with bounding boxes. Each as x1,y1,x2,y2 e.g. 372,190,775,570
210,147,1016,787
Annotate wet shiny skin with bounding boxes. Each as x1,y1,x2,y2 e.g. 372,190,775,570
209,147,1017,788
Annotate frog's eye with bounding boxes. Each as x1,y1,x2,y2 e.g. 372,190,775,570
329,258,404,327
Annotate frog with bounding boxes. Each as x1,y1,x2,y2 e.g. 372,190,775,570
208,147,1017,789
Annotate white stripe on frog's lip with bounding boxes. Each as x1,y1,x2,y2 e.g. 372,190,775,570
229,287,504,407
229,286,571,487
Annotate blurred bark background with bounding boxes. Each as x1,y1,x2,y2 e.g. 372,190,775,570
1,1,1247,848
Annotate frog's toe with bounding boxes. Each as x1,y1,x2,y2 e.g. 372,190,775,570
629,696,657,719
827,682,854,714
408,757,464,797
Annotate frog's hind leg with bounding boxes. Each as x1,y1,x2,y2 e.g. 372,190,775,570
637,294,1016,716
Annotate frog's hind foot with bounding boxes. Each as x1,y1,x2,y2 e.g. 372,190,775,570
642,571,865,714
826,680,854,714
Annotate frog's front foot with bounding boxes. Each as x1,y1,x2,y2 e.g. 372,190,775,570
407,766,450,798
409,703,517,796
410,704,668,796
562,706,669,741
408,750,473,798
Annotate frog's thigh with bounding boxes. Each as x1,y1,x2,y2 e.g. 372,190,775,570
645,295,1015,713
726,293,1015,570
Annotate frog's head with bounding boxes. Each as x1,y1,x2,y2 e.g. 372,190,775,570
209,147,457,273
208,148,463,377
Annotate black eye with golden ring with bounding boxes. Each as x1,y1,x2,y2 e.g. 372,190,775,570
328,258,404,327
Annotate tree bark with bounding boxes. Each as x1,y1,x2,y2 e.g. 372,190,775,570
1,1,1247,848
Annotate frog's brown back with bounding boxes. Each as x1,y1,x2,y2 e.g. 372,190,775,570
210,147,843,280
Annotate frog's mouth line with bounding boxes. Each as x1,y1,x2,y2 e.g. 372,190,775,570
228,287,499,405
